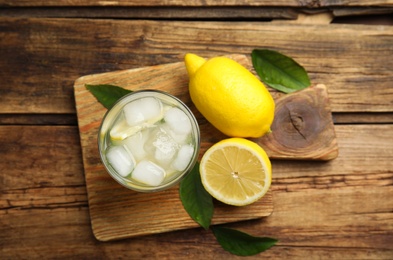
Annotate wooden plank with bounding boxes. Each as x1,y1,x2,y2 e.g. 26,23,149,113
0,114,77,125
333,112,393,123
1,18,392,115
0,6,298,20
73,56,277,241
1,124,392,258
1,0,392,7
1,7,392,20
0,126,85,190
332,7,393,17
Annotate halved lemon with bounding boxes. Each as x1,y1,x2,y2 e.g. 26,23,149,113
200,138,272,206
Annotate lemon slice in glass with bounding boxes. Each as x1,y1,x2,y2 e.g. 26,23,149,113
110,119,143,141
200,138,272,206
110,114,163,142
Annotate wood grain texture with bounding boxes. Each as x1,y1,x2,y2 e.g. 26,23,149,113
1,7,392,20
256,84,338,160
0,6,298,20
1,6,392,258
333,112,393,123
73,56,274,241
1,0,392,7
72,55,337,241
1,124,392,258
1,18,392,115
0,126,85,190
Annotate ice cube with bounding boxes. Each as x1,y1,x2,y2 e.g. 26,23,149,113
132,160,166,186
123,129,150,162
164,107,192,135
172,144,195,171
123,97,163,126
106,145,135,177
161,123,189,145
144,127,179,166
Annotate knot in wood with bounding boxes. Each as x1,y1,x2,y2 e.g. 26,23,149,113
290,114,304,131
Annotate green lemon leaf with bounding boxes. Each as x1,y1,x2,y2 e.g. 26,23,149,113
211,226,278,256
251,49,311,93
179,162,213,230
85,84,132,109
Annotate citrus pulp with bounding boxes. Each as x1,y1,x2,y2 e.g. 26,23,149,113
200,138,272,206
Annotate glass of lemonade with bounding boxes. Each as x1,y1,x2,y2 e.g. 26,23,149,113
98,90,200,192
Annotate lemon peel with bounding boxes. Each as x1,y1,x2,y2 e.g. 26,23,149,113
185,53,275,138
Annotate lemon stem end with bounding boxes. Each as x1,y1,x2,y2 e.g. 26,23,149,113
184,53,206,78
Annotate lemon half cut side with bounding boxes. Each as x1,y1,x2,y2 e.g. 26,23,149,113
200,138,272,206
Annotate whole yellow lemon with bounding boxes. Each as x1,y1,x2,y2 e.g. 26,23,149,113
185,53,275,138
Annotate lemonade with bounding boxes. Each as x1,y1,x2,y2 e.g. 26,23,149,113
98,90,200,192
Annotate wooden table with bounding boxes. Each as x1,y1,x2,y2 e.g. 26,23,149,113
1,1,392,259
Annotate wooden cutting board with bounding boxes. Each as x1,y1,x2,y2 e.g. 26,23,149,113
74,54,338,242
